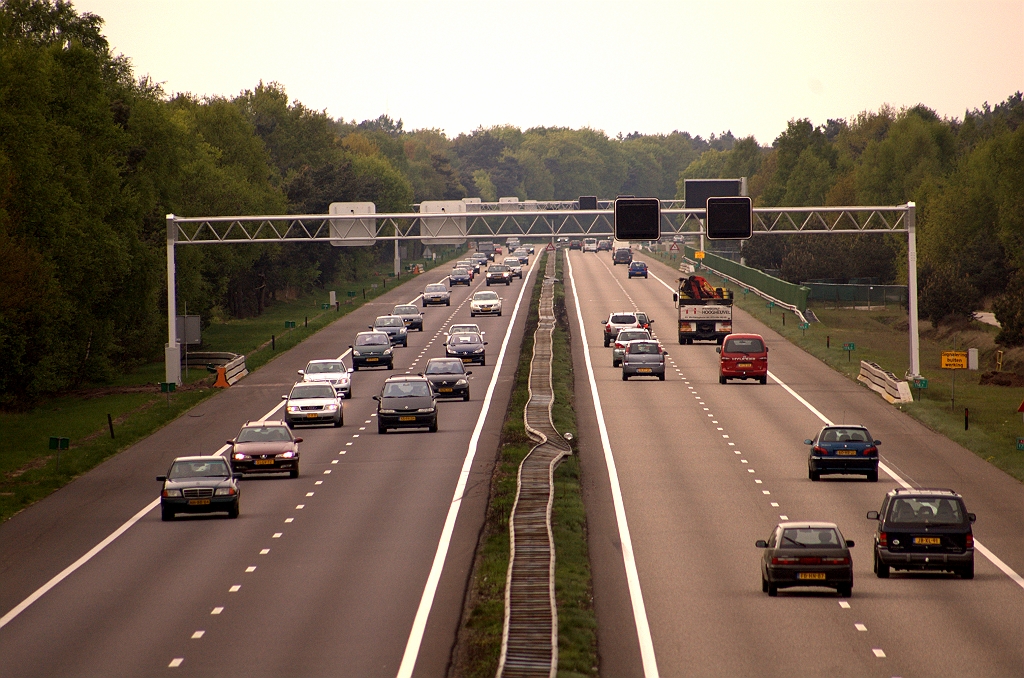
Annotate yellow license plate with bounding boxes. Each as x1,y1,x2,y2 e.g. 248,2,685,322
797,572,826,580
188,499,210,506
737,363,752,368
462,358,473,363
836,450,857,455
254,459,275,465
914,537,942,545
399,416,416,422
439,388,453,392
638,368,652,373
306,413,319,418
367,357,379,361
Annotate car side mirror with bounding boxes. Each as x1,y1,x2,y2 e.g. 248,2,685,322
297,370,304,376
874,440,882,446
648,319,654,324
368,325,373,329
715,347,721,353
156,475,167,482
484,342,488,345
281,395,288,400
348,367,354,373
968,512,977,523
755,540,768,548
803,439,814,445
866,511,880,520
466,371,473,375
673,293,678,302
227,439,235,445
845,540,855,548
292,437,303,443
372,395,380,401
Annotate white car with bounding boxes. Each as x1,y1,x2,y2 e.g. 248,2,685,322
583,238,598,252
283,382,343,428
503,257,524,279
298,360,352,399
470,291,502,317
447,323,484,338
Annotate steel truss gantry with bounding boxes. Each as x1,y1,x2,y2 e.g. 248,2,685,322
165,203,920,384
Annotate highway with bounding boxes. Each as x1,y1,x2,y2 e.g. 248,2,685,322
0,259,538,677
564,249,1024,677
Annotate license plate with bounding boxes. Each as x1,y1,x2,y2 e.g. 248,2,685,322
462,358,473,363
188,499,210,506
399,416,416,422
254,459,275,465
439,388,453,393
737,362,752,368
306,413,319,418
367,357,379,362
836,450,857,455
797,572,826,580
914,537,942,545
638,368,652,373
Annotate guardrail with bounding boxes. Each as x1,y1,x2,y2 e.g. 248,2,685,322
182,351,248,387
857,360,913,404
679,255,811,324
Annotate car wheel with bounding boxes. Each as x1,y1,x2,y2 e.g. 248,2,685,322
759,376,768,385
761,574,769,592
429,419,438,433
875,552,890,578
719,375,726,384
809,470,820,481
838,584,852,598
658,373,665,381
486,281,490,286
352,364,359,371
960,559,975,579
286,420,294,429
479,358,486,366
767,583,778,597
446,300,450,306
604,338,610,348
471,312,476,317
387,362,394,370
867,470,878,482
403,340,408,347
612,359,619,367
289,465,299,479
334,415,343,428
498,310,502,316
228,500,239,519
622,373,629,381
161,505,175,521
378,423,387,434
463,392,470,402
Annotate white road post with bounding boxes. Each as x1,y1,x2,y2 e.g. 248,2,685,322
394,236,401,277
165,214,181,385
906,202,921,378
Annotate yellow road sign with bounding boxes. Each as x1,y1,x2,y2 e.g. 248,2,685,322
694,251,705,259
941,351,968,369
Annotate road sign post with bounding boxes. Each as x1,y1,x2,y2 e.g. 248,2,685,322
843,342,855,362
799,322,809,337
942,350,968,410
49,436,70,473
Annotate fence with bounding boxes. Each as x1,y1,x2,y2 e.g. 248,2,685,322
804,283,907,307
684,246,811,313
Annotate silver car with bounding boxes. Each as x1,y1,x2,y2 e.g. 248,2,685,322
422,283,451,307
612,329,652,367
283,382,343,427
298,359,352,399
621,340,666,381
503,257,524,279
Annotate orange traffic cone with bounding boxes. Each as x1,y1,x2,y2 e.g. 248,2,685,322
213,366,230,388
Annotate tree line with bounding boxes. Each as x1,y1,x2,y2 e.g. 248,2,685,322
1,0,1021,406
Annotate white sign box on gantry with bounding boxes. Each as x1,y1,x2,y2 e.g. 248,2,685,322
420,200,467,245
329,202,376,246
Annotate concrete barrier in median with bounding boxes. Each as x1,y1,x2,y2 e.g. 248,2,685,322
857,360,913,404
184,351,248,387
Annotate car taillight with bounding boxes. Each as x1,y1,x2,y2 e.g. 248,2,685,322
772,556,799,565
814,446,828,455
878,531,888,547
798,557,822,565
863,446,878,456
966,533,973,549
821,557,849,565
615,342,625,349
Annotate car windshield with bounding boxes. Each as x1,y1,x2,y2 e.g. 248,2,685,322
781,528,842,548
504,259,519,265
355,333,388,346
474,292,499,301
305,362,344,374
724,337,765,353
425,284,446,292
453,268,468,274
290,384,336,399
169,459,230,479
425,360,465,375
394,306,418,314
382,381,431,398
888,497,964,524
628,342,660,354
376,317,404,327
617,331,650,342
237,426,292,443
611,314,637,324
489,265,508,272
451,333,482,344
821,428,870,443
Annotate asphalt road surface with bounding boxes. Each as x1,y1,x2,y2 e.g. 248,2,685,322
564,249,1024,678
0,259,538,678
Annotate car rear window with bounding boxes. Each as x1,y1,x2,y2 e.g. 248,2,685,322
724,337,765,353
169,460,230,479
887,497,964,524
628,342,659,354
237,427,292,443
355,334,388,346
452,333,482,344
781,528,842,548
821,428,870,443
617,331,650,342
376,317,404,327
383,381,431,398
611,314,637,324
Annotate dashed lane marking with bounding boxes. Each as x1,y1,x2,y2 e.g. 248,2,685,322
839,601,851,609
260,549,269,555
245,566,256,573
855,624,867,632
872,649,886,658
191,631,204,639
169,658,183,668
229,586,240,593
211,607,223,615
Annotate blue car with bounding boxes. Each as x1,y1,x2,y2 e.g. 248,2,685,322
805,426,880,482
628,261,649,278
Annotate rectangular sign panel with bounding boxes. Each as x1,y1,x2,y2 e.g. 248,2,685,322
614,197,661,241
706,196,752,240
329,202,376,246
941,351,968,369
420,200,467,245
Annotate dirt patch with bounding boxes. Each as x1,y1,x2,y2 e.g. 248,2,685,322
5,455,52,480
979,371,1024,387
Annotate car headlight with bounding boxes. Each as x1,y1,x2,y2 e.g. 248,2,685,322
233,453,249,461
352,350,361,356
324,403,339,412
417,407,436,414
162,489,182,497
473,347,484,353
383,348,393,355
279,451,296,459
399,328,407,334
214,487,237,496
380,408,397,414
286,405,301,413
456,379,468,386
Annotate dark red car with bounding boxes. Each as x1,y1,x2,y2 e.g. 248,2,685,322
717,333,768,384
228,420,302,478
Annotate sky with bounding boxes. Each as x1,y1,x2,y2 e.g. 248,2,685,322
73,0,1024,144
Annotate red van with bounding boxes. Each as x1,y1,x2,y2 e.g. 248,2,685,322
717,333,768,384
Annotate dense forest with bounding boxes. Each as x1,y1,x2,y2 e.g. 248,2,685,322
1,0,1022,405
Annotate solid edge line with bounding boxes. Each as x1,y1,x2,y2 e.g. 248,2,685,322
395,260,539,678
565,252,660,677
0,497,160,630
767,369,1024,592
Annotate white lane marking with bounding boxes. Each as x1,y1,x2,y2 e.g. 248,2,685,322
314,481,323,485
855,623,867,631
0,496,160,630
323,470,331,474
260,549,269,555
245,566,256,573
346,442,353,446
283,518,293,523
565,252,660,677
396,257,539,678
872,649,886,658
780,515,789,520
295,504,304,509
191,630,205,639
229,585,240,592
771,502,779,507
211,607,223,615
768,369,1024,592
331,460,339,464
359,427,366,431
762,490,771,495
839,601,851,609
169,658,183,668
273,532,283,538
305,492,314,497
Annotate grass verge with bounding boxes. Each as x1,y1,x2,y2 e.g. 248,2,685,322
451,252,598,677
650,251,1024,483
0,252,462,523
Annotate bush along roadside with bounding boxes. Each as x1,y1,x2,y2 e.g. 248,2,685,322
0,252,464,524
450,251,597,677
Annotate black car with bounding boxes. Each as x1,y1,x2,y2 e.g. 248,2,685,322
612,248,633,265
350,331,394,370
628,261,649,278
486,264,512,286
446,332,487,365
450,268,472,286
867,488,976,579
597,239,612,251
805,426,880,482
756,522,854,597
569,240,582,250
228,420,301,478
157,456,240,521
423,358,472,401
371,315,408,347
375,376,438,433
393,304,424,332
